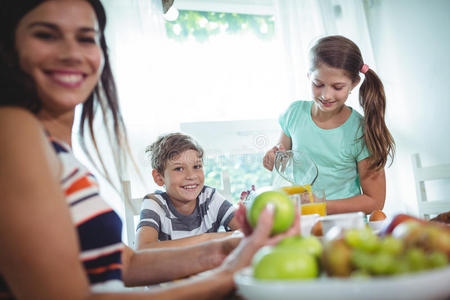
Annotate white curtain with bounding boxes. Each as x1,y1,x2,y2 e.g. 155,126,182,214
101,0,173,197
73,0,169,225
274,0,376,111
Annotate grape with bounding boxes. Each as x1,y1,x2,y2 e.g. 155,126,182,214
427,251,448,269
391,257,411,275
345,228,379,252
345,229,361,248
350,269,370,278
370,252,396,275
406,248,427,272
379,236,404,255
351,249,373,272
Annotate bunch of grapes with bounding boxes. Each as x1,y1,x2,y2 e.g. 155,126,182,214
340,227,448,277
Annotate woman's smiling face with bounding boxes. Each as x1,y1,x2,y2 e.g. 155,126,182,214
14,0,104,115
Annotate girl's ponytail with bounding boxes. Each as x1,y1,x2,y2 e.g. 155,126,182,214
359,69,395,170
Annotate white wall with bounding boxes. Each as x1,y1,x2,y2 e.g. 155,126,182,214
364,0,450,216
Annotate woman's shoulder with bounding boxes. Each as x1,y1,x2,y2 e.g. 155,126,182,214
0,107,61,179
0,107,45,143
0,106,39,124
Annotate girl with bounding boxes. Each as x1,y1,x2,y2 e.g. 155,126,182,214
0,0,298,299
263,35,395,215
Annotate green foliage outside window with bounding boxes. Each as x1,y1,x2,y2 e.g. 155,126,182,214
203,153,272,203
165,10,275,42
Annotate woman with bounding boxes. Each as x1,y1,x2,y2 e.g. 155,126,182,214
0,0,298,299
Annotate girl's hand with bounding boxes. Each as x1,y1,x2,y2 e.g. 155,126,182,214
221,202,300,273
263,144,285,171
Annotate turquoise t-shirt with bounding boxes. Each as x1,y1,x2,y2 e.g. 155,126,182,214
279,100,370,200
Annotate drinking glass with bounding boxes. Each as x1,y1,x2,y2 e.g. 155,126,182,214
300,189,326,216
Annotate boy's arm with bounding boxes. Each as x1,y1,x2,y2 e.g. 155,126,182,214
226,215,241,230
136,226,234,250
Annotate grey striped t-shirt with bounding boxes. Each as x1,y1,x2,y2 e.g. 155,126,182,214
136,186,235,241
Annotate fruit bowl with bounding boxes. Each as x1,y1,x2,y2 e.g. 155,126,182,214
234,266,450,300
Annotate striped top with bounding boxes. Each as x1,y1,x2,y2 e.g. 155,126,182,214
137,186,235,241
0,139,124,299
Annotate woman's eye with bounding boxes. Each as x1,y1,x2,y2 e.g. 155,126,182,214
78,36,97,44
33,32,57,40
334,87,343,91
313,82,323,87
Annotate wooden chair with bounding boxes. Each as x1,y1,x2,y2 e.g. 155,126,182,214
411,153,450,219
121,180,143,247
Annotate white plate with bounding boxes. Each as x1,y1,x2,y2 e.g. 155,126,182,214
234,266,450,300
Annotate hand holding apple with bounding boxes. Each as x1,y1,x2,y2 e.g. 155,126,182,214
222,200,300,274
247,189,295,235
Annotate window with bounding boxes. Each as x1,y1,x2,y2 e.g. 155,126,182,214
162,3,289,202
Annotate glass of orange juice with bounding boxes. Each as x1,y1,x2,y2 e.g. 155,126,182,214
300,189,326,216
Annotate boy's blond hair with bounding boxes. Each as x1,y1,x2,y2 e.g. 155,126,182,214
145,133,204,174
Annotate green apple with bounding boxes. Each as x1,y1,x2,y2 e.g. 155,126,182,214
247,190,295,235
253,247,318,280
277,236,323,258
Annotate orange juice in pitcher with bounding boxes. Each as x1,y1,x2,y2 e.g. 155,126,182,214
280,184,311,196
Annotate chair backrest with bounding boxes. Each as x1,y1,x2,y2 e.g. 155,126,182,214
411,153,450,219
121,180,143,247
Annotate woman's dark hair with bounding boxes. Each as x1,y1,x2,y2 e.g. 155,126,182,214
0,0,131,188
309,35,395,170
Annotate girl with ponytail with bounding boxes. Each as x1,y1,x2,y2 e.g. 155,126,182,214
263,35,395,215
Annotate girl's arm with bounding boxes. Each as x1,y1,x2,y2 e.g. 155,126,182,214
263,132,292,170
325,157,386,215
135,226,236,251
277,132,292,150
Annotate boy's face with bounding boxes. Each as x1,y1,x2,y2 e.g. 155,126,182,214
158,149,205,203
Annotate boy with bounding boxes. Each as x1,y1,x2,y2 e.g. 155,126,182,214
136,133,240,250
